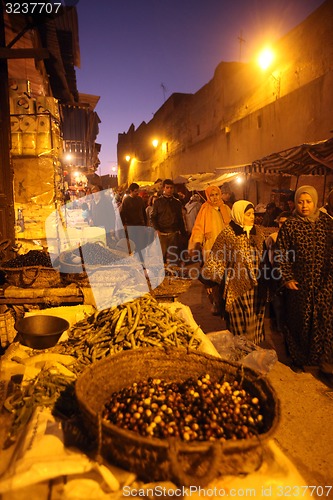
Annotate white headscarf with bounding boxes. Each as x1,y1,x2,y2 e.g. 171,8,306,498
231,200,254,237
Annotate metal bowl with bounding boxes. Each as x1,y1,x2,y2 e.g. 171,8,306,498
15,315,69,349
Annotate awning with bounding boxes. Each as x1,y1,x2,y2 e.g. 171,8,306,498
248,138,333,176
186,172,241,191
212,171,244,186
152,139,333,193
173,175,190,184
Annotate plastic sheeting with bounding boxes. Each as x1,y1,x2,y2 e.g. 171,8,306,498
45,189,165,311
13,157,56,206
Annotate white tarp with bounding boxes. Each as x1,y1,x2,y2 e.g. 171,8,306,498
45,189,165,311
186,171,241,191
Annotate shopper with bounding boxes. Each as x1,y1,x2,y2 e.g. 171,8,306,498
151,179,186,264
265,211,291,269
152,178,163,197
285,192,296,213
220,182,235,209
81,202,90,223
265,211,291,333
120,183,147,227
175,188,190,254
276,185,333,371
89,185,117,246
146,193,158,227
118,183,149,254
188,185,231,263
184,194,202,234
202,200,268,344
188,185,231,314
261,202,282,227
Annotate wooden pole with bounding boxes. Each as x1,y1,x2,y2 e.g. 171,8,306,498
0,2,15,248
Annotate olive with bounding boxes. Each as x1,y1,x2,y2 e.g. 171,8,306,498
101,374,265,443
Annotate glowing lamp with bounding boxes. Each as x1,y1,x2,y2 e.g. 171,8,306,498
64,153,73,162
258,47,275,71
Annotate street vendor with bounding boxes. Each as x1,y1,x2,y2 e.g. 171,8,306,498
89,185,117,246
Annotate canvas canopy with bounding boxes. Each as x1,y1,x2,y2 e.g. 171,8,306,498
129,139,333,195
175,139,333,191
173,171,242,191
186,172,241,191
248,138,333,176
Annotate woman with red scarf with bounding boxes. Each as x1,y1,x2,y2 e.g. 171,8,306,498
188,185,231,263
188,185,231,314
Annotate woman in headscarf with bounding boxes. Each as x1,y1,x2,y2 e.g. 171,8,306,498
184,194,203,234
276,186,333,370
188,186,231,315
188,185,231,262
202,200,268,344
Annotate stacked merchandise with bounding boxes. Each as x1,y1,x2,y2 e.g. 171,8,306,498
9,79,64,244
9,79,61,158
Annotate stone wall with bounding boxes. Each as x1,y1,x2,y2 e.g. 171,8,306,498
117,0,333,192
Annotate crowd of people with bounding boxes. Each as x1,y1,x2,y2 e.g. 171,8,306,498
73,178,333,380
206,185,333,380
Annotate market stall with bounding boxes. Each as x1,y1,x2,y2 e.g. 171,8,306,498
0,233,318,499
0,297,314,499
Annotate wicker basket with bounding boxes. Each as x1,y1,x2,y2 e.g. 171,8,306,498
59,247,130,284
58,259,89,284
0,308,16,348
75,348,280,487
0,266,61,288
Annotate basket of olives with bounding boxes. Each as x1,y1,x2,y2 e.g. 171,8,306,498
0,250,61,288
75,348,280,487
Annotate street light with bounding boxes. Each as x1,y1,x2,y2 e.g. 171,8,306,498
257,46,280,99
124,137,161,161
257,46,275,71
64,153,73,162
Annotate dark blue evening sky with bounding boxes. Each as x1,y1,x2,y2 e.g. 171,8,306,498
75,0,324,176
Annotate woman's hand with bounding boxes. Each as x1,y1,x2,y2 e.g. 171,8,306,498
189,242,202,261
285,280,300,290
193,242,202,251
